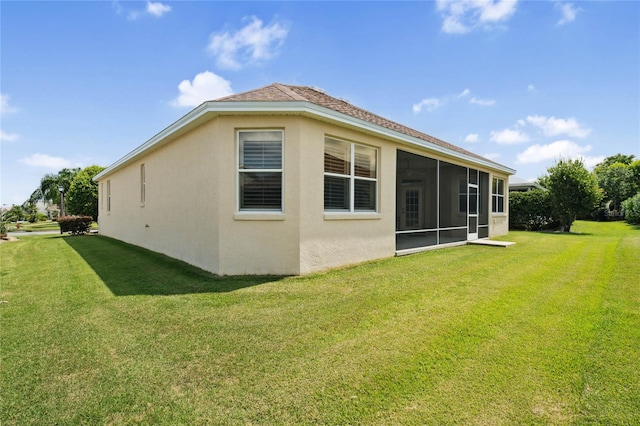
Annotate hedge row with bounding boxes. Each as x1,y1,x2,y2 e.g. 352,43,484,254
509,190,560,231
57,216,93,235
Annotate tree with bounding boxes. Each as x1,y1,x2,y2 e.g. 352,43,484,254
32,168,81,206
66,165,105,220
21,199,39,223
630,160,640,191
594,162,636,213
545,158,602,232
594,154,635,170
3,205,25,223
535,174,550,189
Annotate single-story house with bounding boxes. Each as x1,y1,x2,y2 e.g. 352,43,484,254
509,176,545,192
95,83,515,275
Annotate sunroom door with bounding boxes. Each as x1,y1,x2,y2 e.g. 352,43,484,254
468,183,478,240
400,184,423,230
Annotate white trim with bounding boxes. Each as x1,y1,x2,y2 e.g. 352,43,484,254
95,100,515,182
234,212,285,221
492,177,506,214
396,240,467,256
324,212,382,220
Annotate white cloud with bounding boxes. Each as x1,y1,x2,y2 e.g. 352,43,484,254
413,98,441,114
0,130,19,142
469,96,495,106
435,0,518,34
526,115,591,138
208,16,289,70
146,1,172,18
20,153,78,170
516,140,594,164
457,88,471,98
464,133,479,143
483,153,501,161
172,71,233,108
527,84,536,92
1,93,18,116
555,2,580,26
413,88,495,113
490,128,530,145
113,1,172,20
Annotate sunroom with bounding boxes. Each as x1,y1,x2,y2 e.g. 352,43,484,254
395,149,503,253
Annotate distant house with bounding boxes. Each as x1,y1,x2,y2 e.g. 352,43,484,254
45,204,60,220
95,83,515,275
509,176,545,192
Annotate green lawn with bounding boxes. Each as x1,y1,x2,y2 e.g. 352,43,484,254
1,221,638,424
6,220,60,232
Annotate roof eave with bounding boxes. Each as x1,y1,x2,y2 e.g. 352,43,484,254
95,100,515,181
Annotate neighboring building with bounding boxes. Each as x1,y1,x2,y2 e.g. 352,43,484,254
45,204,60,220
95,83,515,275
509,176,545,192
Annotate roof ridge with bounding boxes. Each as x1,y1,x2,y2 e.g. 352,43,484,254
272,83,308,101
215,83,280,102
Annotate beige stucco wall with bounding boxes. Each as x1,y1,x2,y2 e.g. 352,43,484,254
97,112,512,276
211,116,301,275
295,118,396,274
98,120,220,272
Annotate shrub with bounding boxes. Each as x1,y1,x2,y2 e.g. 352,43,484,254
545,158,602,232
26,212,49,223
57,215,93,235
621,192,640,224
509,190,560,231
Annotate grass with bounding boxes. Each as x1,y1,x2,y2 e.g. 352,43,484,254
5,220,60,232
1,221,638,424
5,220,99,232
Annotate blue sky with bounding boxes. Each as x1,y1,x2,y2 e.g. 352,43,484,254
2,0,639,206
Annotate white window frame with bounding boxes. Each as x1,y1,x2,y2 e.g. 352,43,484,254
492,177,505,214
140,163,146,206
324,136,378,213
236,129,284,213
106,180,111,212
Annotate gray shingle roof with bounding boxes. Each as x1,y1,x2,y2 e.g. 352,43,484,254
216,83,504,168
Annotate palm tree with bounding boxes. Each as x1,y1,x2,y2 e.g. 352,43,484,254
32,168,80,206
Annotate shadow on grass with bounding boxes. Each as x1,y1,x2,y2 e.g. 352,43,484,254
538,231,594,236
64,235,285,296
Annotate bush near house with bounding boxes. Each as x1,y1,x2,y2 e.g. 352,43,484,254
621,192,640,224
509,190,559,231
57,215,93,235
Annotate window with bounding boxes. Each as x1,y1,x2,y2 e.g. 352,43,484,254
107,180,111,212
140,164,146,205
324,137,377,212
492,177,505,213
238,130,283,211
100,182,104,210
